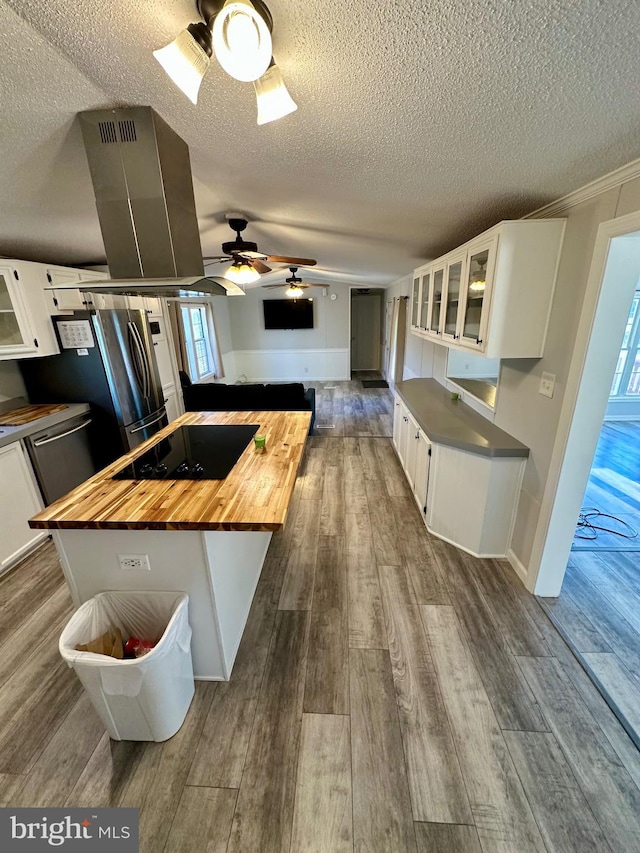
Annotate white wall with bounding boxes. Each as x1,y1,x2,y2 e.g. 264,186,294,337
0,362,26,402
498,172,640,585
384,274,438,381
223,281,353,381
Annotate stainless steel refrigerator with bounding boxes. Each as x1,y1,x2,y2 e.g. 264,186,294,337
20,310,168,468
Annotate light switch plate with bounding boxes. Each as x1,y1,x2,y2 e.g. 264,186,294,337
539,371,556,398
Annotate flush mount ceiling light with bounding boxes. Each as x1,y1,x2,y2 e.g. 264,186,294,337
154,0,295,122
226,260,261,285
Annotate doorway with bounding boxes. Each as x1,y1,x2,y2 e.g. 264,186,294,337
532,214,640,747
350,289,384,374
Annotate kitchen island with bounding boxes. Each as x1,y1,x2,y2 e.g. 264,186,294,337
30,409,311,679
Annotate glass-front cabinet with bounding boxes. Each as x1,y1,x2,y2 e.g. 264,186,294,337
459,243,494,348
442,255,465,341
430,267,445,335
419,270,431,330
407,220,565,358
411,274,421,329
0,266,35,356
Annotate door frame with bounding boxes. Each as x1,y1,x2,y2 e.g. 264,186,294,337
530,210,640,596
348,287,384,373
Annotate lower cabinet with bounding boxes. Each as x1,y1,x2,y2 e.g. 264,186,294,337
392,392,524,558
392,396,431,519
0,441,47,573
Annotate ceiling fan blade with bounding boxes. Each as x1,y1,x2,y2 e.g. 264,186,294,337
266,256,318,266
239,250,269,259
261,284,286,288
250,259,272,274
202,256,230,262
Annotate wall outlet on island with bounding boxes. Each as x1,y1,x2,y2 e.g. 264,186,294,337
118,554,151,571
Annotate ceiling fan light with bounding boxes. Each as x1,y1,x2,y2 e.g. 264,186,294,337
286,285,303,298
469,278,486,292
254,62,297,125
212,0,272,82
153,28,211,104
226,261,261,285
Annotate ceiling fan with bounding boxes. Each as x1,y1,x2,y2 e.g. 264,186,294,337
203,214,317,284
262,267,328,297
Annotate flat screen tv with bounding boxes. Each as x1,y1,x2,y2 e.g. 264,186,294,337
263,298,314,330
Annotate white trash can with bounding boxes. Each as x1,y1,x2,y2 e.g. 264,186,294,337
59,590,194,742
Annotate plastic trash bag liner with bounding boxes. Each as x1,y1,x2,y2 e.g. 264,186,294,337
60,591,191,697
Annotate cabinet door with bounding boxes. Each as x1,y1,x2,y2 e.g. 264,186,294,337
392,396,403,453
0,265,37,356
410,274,421,329
414,430,431,516
0,442,45,572
164,388,180,423
459,241,496,349
442,256,465,342
404,412,419,484
429,267,445,337
46,269,88,311
419,271,431,330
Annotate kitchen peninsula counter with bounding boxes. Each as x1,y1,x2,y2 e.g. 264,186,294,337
30,409,311,680
30,409,311,531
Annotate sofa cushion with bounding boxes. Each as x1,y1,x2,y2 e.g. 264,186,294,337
264,383,309,409
225,383,269,410
183,382,230,411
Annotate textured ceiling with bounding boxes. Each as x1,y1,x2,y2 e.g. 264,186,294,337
1,0,639,286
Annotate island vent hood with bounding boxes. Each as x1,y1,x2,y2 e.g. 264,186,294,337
63,106,243,298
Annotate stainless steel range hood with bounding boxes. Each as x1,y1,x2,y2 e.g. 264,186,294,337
64,106,243,298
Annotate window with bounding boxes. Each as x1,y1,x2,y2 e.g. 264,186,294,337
181,304,216,381
610,288,640,399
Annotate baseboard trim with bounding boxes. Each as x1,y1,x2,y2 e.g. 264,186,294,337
506,548,529,586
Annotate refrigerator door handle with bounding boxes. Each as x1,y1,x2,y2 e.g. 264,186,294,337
130,411,166,434
131,321,152,399
32,419,93,447
127,321,149,398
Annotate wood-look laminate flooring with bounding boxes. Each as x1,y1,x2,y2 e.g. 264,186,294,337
2,380,640,852
572,421,640,551
541,551,640,751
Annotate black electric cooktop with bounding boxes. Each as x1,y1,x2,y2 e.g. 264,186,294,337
113,424,260,481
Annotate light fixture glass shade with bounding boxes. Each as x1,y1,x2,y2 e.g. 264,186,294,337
212,0,272,82
153,29,210,104
254,62,297,125
469,278,486,292
226,262,261,285
286,285,303,298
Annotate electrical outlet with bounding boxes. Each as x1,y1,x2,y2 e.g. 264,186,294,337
539,371,556,398
118,554,151,571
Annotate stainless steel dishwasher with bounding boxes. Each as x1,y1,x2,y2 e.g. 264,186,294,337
25,414,97,505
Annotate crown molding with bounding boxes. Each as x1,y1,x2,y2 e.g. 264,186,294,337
524,157,640,218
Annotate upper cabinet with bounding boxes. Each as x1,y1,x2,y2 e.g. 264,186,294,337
409,220,566,358
0,263,59,359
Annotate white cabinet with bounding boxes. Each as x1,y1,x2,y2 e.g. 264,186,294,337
47,269,117,312
0,262,59,359
410,219,565,358
0,441,46,573
392,394,431,519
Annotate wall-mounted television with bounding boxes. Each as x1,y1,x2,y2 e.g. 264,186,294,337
263,298,314,330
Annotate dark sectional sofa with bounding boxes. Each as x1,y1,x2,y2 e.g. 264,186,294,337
181,375,316,432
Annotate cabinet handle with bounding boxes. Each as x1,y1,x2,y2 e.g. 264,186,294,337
13,270,19,280
33,338,39,348
415,432,419,440
46,273,52,283
476,338,483,344
403,416,408,422
453,334,459,339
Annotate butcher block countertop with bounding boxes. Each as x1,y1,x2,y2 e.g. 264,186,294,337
30,410,311,532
